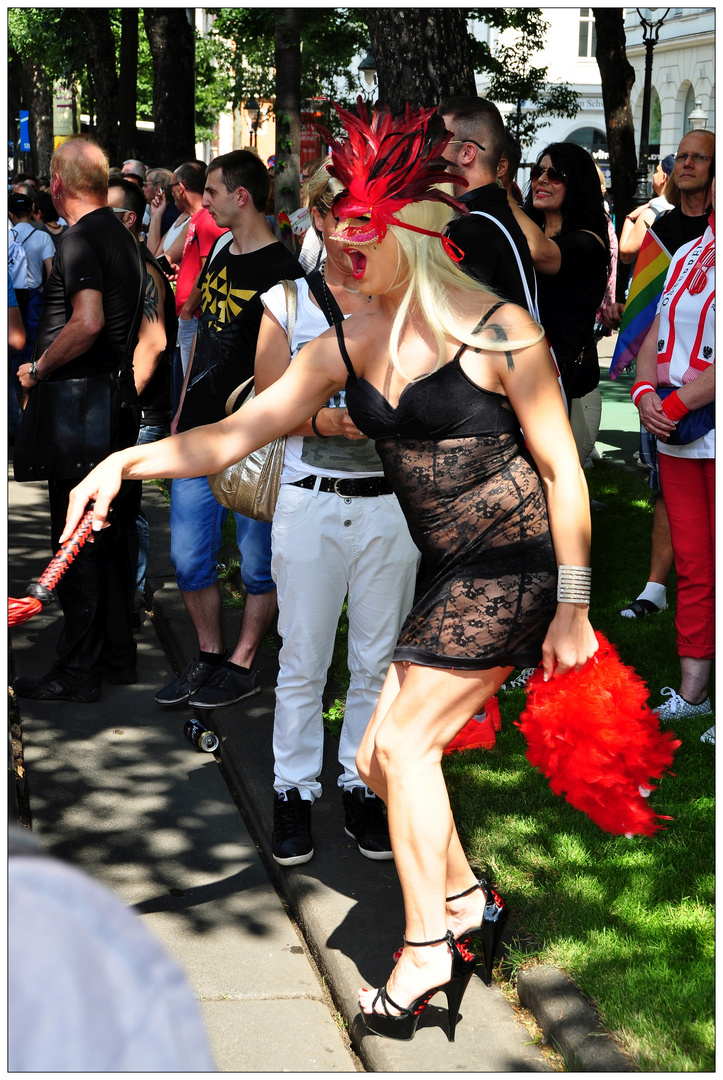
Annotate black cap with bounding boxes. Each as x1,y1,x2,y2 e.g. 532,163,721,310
9,192,33,214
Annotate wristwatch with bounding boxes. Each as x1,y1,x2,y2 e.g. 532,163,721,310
29,360,44,383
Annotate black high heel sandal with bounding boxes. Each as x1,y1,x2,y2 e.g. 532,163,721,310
361,930,476,1042
449,877,509,986
392,878,509,985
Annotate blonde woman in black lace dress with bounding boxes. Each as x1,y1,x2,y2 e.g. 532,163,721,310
62,103,597,1043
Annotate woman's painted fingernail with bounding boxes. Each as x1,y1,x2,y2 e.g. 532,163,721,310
92,520,103,532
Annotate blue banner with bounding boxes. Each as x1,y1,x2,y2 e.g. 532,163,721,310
20,111,31,153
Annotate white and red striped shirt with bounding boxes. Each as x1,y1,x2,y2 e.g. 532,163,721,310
656,219,714,458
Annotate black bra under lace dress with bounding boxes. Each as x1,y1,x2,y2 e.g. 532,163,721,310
337,305,557,671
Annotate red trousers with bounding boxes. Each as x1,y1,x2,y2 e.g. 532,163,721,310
658,454,715,660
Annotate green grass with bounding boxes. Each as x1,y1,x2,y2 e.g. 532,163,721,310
442,462,715,1072
217,463,714,1069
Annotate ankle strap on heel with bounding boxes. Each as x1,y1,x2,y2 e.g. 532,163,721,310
445,877,488,904
403,929,455,948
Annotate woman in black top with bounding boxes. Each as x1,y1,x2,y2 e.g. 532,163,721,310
509,143,610,460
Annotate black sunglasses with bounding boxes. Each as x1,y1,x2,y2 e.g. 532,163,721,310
530,163,567,185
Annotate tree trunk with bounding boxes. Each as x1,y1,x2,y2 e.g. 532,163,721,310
593,8,638,231
143,8,196,167
84,10,120,163
26,63,54,177
119,8,139,160
8,49,54,177
274,9,301,250
365,9,476,115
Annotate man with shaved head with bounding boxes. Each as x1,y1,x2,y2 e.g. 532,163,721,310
15,135,144,703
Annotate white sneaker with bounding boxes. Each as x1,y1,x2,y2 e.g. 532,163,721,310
700,726,715,745
655,687,713,721
500,668,536,692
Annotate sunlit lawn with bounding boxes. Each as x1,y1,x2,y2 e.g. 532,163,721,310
221,460,714,1071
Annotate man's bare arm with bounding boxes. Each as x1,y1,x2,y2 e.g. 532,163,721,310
132,263,168,396
17,288,105,389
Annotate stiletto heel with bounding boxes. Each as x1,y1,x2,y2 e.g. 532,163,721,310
360,930,475,1042
451,878,509,986
392,877,509,985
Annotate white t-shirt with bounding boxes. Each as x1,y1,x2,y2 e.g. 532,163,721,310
10,221,55,288
656,223,714,459
260,277,383,482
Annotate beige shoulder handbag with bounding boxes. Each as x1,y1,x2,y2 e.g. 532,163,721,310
207,278,298,522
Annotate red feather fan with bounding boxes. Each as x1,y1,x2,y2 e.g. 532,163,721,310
516,632,680,837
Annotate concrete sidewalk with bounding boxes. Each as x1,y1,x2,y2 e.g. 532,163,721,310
9,473,356,1073
9,352,638,1073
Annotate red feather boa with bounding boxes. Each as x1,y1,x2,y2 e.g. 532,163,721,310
516,632,680,836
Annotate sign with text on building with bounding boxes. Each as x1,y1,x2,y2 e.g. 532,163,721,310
53,83,76,149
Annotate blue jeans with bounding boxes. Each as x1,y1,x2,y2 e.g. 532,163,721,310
10,288,44,438
169,475,274,595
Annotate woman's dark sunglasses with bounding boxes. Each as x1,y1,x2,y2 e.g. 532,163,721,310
530,163,567,184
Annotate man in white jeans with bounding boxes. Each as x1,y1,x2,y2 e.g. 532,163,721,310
258,264,420,866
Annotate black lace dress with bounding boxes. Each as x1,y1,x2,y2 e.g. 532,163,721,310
337,314,557,671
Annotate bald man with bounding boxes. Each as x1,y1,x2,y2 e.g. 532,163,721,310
14,135,144,703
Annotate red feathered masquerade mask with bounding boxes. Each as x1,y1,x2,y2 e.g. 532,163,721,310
315,97,468,261
517,632,680,837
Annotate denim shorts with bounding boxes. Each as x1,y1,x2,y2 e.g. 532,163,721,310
169,475,274,594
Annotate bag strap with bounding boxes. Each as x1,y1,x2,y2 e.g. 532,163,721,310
580,229,607,251
470,210,539,321
306,269,344,326
281,278,298,349
223,278,298,417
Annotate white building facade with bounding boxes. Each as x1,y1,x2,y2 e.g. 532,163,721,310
471,7,714,193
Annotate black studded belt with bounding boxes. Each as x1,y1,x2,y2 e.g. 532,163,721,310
289,474,393,497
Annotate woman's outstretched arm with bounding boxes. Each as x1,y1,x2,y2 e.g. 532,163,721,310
61,328,348,541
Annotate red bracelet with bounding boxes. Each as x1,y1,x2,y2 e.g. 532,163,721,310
631,381,656,407
660,390,690,422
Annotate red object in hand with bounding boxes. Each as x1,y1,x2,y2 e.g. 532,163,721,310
8,508,95,627
516,632,680,837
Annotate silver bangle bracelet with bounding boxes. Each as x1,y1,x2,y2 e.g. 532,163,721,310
557,565,591,605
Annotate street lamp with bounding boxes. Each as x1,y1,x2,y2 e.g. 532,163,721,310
633,8,669,205
245,95,261,148
688,99,708,131
358,45,377,102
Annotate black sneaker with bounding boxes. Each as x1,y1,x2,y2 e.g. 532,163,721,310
342,786,394,861
154,651,229,706
188,663,260,709
14,671,101,704
272,789,314,866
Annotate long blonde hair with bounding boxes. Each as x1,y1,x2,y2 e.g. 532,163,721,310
384,195,544,378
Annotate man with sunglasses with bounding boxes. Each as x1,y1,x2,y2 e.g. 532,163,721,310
439,96,538,317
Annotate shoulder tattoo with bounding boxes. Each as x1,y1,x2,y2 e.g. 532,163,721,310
143,270,159,324
486,321,515,371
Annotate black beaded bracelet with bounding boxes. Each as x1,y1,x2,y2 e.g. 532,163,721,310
311,410,329,437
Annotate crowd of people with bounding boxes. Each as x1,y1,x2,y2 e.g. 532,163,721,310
9,96,714,1043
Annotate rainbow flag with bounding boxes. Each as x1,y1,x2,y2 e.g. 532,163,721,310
610,230,672,380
